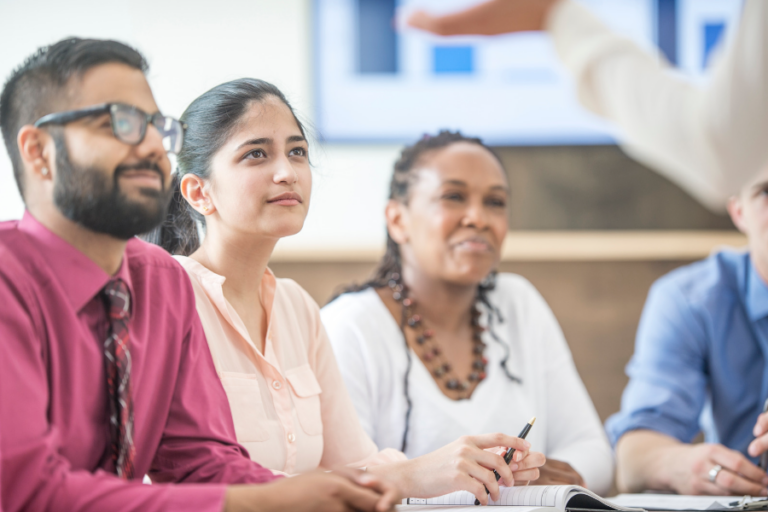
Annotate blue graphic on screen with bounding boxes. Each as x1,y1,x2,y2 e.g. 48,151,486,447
702,22,726,68
433,46,474,74
315,0,742,145
656,0,677,64
356,0,398,74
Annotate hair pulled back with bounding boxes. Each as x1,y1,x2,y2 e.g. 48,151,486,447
331,130,501,299
143,78,306,255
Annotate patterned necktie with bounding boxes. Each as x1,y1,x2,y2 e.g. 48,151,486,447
101,278,136,479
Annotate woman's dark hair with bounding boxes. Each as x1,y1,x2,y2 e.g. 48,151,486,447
330,130,520,453
142,78,307,255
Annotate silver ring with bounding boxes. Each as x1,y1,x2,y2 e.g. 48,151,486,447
709,464,723,483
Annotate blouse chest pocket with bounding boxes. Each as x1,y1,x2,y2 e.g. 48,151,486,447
285,364,323,437
219,373,270,442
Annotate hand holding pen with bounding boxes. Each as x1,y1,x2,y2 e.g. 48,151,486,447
397,430,544,506
475,417,537,506
749,399,768,471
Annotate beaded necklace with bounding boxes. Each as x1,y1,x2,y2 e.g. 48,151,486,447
388,273,487,399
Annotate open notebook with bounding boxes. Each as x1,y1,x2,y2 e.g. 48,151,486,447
403,485,645,511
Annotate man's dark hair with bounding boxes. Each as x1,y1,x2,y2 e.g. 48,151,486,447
0,37,148,198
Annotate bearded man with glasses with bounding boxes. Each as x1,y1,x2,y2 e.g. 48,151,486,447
0,38,397,512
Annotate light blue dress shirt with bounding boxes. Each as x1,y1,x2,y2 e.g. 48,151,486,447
606,250,768,459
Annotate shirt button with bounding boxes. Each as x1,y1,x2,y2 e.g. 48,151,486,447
287,432,296,443
272,380,282,390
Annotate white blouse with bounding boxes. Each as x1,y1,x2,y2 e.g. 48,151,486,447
321,273,614,495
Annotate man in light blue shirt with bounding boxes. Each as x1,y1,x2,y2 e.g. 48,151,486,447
607,166,768,496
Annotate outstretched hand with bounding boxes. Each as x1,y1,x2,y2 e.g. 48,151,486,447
376,433,545,506
406,0,560,37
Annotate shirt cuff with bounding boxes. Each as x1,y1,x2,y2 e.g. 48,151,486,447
605,412,694,448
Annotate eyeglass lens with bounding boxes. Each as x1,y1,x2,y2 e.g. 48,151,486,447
110,104,184,154
112,105,145,145
153,115,183,154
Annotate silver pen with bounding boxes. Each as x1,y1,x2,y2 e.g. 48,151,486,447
759,398,768,471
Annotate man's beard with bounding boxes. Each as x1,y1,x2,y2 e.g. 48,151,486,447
52,135,173,240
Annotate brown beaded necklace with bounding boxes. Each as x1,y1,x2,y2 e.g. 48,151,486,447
388,273,487,399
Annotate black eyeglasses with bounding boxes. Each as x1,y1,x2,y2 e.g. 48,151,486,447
34,102,187,155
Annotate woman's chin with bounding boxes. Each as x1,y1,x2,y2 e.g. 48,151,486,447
265,220,306,240
443,268,496,288
444,257,498,284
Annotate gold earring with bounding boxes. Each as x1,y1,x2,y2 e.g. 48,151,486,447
203,206,209,212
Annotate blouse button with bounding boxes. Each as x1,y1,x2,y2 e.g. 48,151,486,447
272,380,282,390
287,432,296,443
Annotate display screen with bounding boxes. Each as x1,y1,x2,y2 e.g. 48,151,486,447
314,0,743,145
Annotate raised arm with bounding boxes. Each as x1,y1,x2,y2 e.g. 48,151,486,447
408,0,768,210
548,0,768,210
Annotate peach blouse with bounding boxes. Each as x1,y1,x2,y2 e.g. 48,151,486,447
175,256,405,475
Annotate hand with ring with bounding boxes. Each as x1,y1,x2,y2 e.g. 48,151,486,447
709,464,723,484
616,431,768,495
675,443,768,495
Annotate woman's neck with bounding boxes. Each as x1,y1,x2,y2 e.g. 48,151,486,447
401,265,477,332
191,222,277,304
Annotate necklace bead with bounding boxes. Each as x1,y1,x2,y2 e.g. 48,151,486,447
390,273,487,399
408,315,421,327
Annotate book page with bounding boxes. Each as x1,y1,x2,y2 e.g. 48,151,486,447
405,485,575,507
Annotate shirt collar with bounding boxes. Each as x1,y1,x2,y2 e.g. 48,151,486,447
746,256,768,321
176,255,276,343
18,210,134,312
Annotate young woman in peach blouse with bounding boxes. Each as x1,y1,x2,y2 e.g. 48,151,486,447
148,78,544,504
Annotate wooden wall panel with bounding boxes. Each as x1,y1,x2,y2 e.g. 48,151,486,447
496,145,734,230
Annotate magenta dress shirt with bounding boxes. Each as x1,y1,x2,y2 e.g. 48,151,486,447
0,212,277,512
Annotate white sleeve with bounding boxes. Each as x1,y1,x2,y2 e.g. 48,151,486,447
523,282,614,495
320,302,379,441
547,0,768,211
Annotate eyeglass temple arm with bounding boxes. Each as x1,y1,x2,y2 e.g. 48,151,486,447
34,103,112,128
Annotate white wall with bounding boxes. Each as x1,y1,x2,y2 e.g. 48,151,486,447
0,0,397,252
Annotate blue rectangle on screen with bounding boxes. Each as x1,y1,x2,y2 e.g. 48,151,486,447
702,22,726,68
433,46,474,74
357,0,398,74
655,0,677,65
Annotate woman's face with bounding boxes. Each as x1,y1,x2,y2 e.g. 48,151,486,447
206,96,311,240
392,142,509,286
